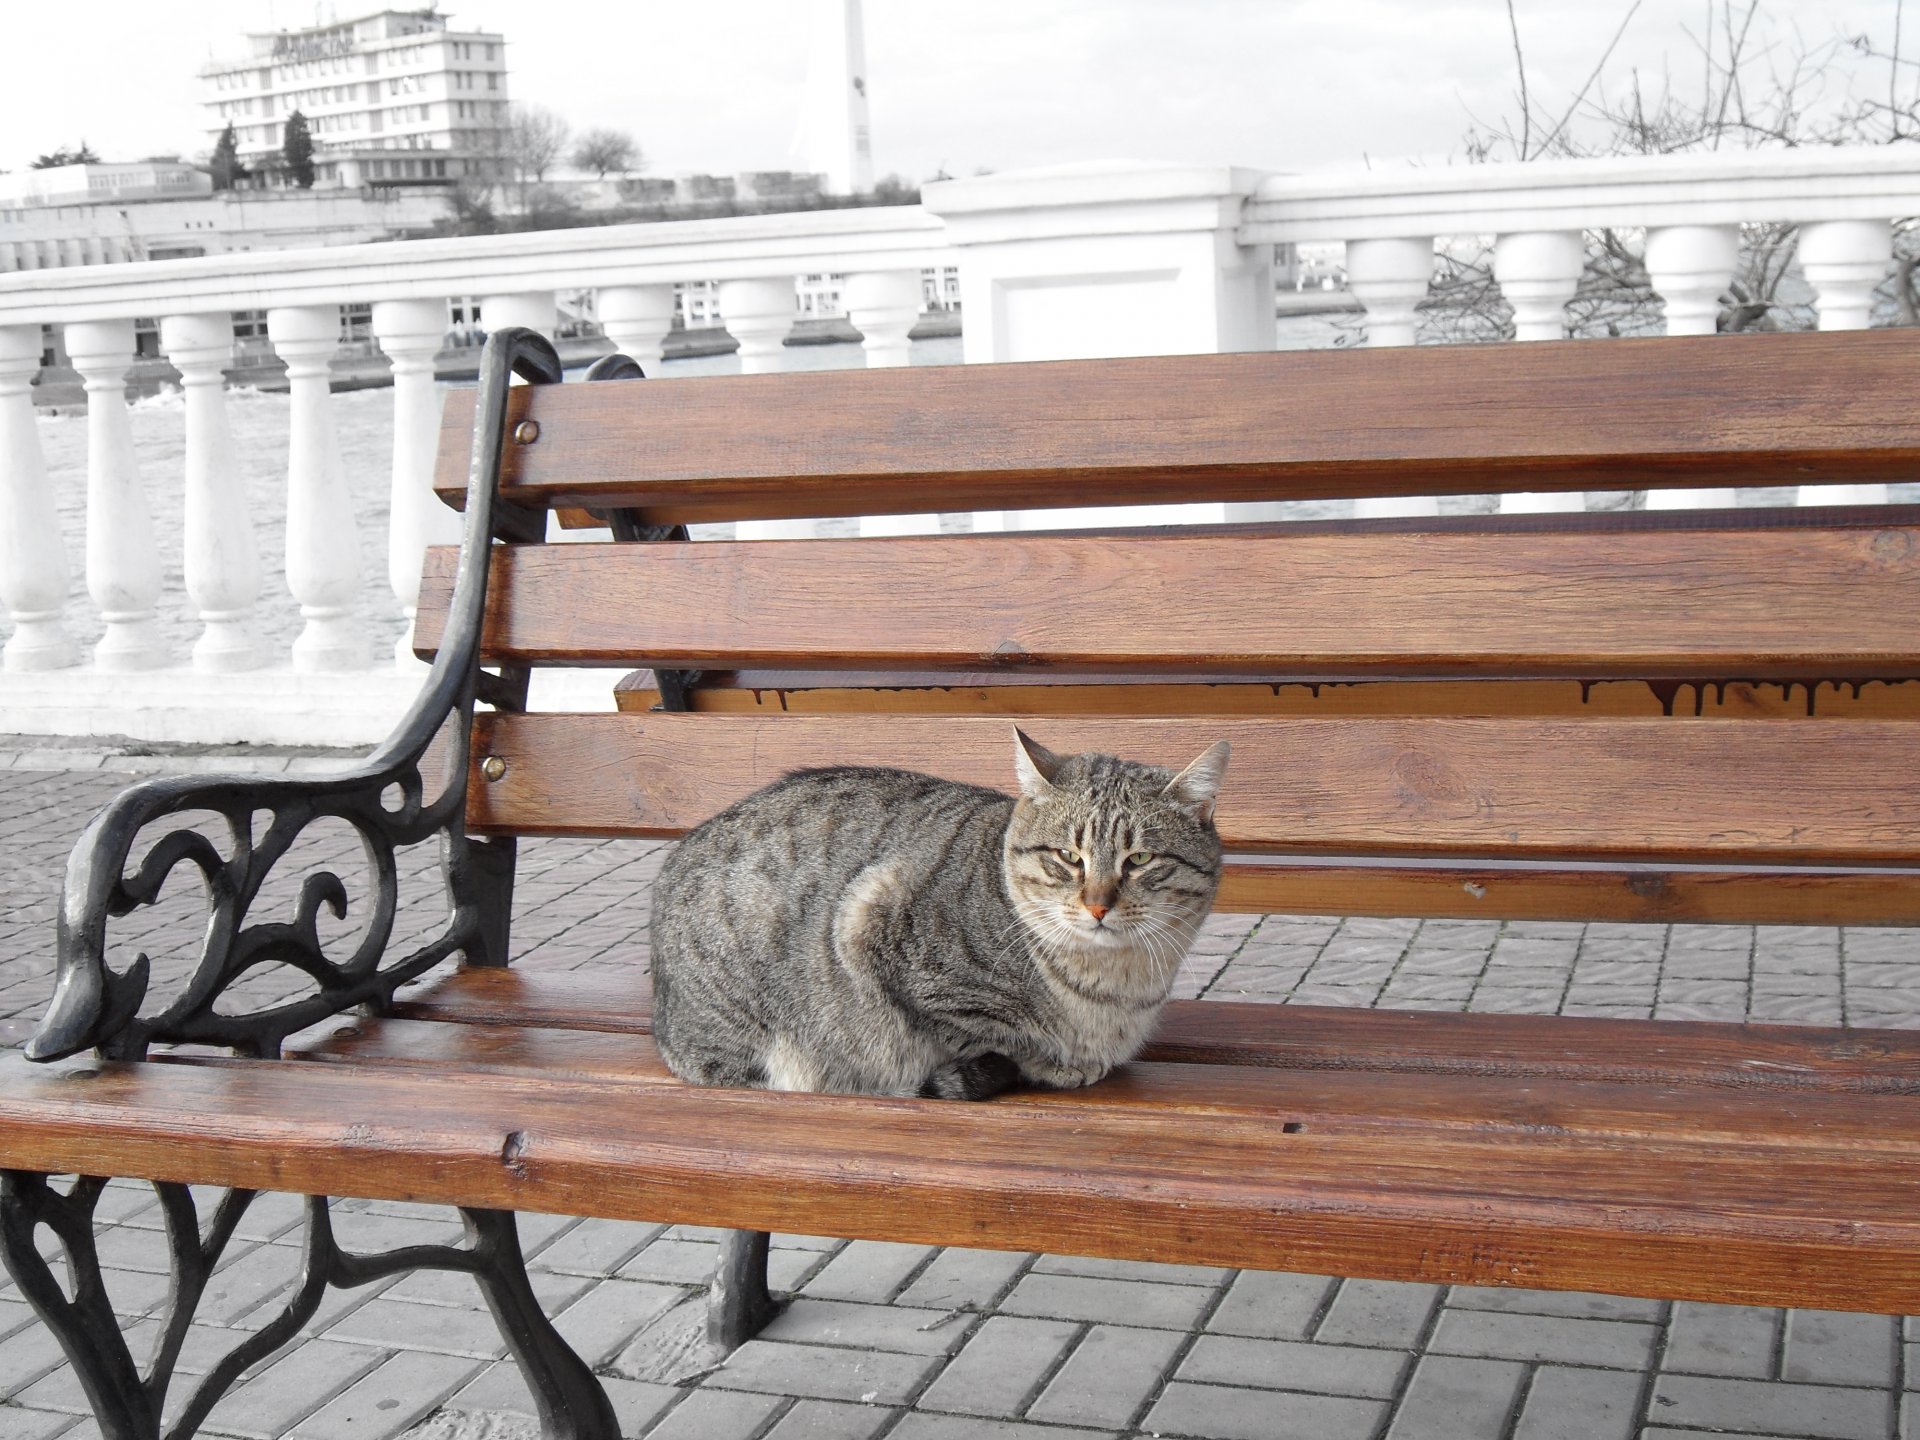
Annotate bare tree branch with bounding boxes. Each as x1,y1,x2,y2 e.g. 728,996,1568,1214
1507,0,1533,159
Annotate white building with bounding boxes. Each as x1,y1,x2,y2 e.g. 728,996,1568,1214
201,6,510,189
0,162,211,210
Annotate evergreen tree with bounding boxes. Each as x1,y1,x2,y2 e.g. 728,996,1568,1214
210,124,246,191
283,111,316,189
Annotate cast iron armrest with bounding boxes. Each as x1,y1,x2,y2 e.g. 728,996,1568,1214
28,331,565,1063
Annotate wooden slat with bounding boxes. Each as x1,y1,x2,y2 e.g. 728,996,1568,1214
413,525,1920,680
610,671,1920,721
8,1051,1920,1313
389,969,1920,1094
430,331,1920,524
463,710,1920,864
291,1014,1920,1104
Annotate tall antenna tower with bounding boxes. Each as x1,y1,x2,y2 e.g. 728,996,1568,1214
802,0,874,194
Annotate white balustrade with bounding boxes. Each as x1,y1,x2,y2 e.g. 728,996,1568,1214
1643,225,1744,509
67,318,168,670
0,151,1915,745
846,269,939,537
160,313,263,671
0,325,75,671
596,284,676,371
268,304,366,672
373,298,458,669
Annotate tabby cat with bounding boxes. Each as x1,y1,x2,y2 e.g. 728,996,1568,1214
649,728,1229,1100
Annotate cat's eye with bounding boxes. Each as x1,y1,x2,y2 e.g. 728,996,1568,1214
1126,851,1155,868
1054,848,1082,868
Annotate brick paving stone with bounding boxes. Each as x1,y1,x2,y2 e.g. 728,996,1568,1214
760,1399,895,1440
998,1272,1214,1330
620,1237,821,1291
708,1338,939,1404
1783,1310,1899,1387
1386,1356,1528,1440
322,1295,512,1360
893,1249,1032,1311
0,1410,75,1440
1025,1323,1183,1428
801,1241,938,1303
1205,1272,1337,1341
1648,1375,1891,1439
1178,1334,1407,1399
287,1351,482,1440
1427,1308,1658,1369
549,1278,686,1367
1665,1302,1780,1378
761,1299,969,1355
1,1318,81,1399
641,1388,784,1440
382,1264,591,1314
1445,1286,1662,1322
1314,1279,1439,1348
526,1218,664,1275
448,1363,677,1434
1511,1365,1643,1440
1143,1381,1386,1440
194,1337,388,1439
1030,1254,1228,1287
914,1315,1080,1417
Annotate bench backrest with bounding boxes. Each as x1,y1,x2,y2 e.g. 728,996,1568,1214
418,330,1920,927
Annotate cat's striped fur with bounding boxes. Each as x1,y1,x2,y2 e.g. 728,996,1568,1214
649,728,1228,1099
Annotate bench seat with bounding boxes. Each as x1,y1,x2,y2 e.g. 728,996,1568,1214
7,967,1919,1315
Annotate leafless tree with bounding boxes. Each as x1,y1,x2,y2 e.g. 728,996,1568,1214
1422,1,1918,344
572,128,641,180
507,104,572,208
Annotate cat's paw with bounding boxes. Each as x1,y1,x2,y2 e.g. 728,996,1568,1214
919,1052,1022,1101
1018,1057,1112,1091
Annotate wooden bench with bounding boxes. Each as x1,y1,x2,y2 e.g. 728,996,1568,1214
7,326,1920,1437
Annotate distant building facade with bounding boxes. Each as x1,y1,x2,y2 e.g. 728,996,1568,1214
0,162,212,210
201,6,510,189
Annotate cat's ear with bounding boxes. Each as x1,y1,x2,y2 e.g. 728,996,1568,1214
1163,740,1230,824
1012,727,1065,798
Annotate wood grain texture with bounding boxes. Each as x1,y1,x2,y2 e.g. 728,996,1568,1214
8,1051,1920,1313
610,670,1920,721
412,525,1920,680
463,710,1920,863
431,330,1920,523
389,968,1920,1094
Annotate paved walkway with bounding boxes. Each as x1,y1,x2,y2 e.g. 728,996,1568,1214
1,749,1916,1440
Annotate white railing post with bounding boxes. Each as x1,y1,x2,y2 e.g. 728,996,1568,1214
480,291,557,342
847,269,939,537
1644,225,1743,509
1344,237,1432,349
0,324,76,671
160,312,264,672
1798,219,1895,505
1494,233,1588,513
597,284,676,370
372,297,456,670
67,318,168,670
268,304,367,671
720,277,814,539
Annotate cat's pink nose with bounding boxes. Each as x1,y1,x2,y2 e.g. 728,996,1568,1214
1084,903,1110,921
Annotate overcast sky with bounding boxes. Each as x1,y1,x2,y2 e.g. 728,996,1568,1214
0,1,1904,181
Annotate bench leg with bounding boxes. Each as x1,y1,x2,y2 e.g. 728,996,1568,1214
707,1227,779,1351
1,1174,618,1440
462,1207,620,1440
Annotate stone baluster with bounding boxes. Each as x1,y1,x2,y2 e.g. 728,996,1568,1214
721,277,814,539
847,270,937,537
160,313,262,672
1345,237,1432,349
1342,239,1438,518
1494,231,1588,514
0,324,76,670
1798,219,1895,505
67,318,168,670
1644,225,1743,510
373,298,457,669
597,285,675,371
268,305,366,671
480,291,557,346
